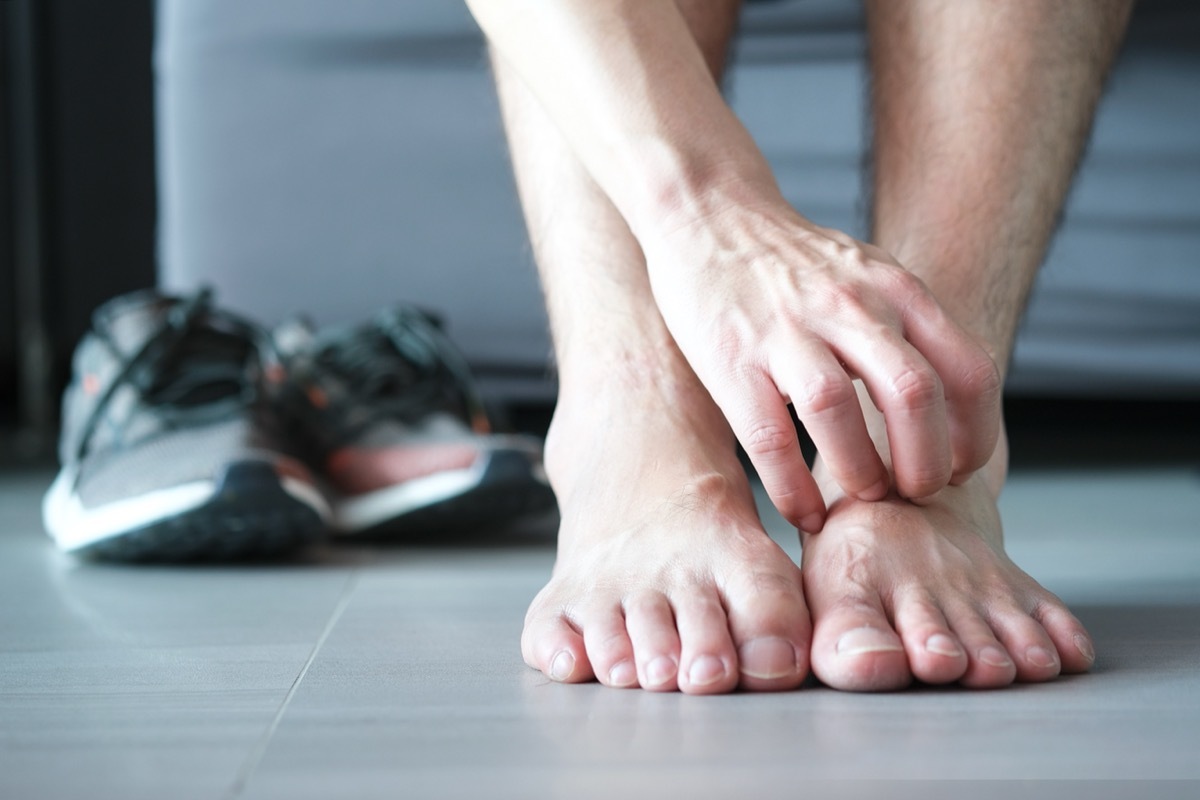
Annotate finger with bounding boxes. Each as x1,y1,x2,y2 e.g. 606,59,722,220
902,289,1002,481
839,328,952,500
712,369,825,531
773,343,888,503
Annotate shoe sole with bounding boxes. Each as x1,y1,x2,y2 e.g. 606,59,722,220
43,461,330,561
331,450,556,538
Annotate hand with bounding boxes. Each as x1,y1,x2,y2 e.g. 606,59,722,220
641,191,1002,531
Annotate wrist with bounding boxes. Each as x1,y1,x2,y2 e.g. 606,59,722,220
623,136,783,248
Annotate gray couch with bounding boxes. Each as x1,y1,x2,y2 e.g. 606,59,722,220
155,0,1200,402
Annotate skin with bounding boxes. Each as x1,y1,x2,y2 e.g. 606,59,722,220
474,0,1132,692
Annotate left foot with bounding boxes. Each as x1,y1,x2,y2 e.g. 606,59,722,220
802,455,1095,691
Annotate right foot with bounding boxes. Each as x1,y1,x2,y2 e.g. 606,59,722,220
522,368,811,694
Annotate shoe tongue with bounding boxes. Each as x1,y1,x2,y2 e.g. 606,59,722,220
94,291,181,357
272,316,319,358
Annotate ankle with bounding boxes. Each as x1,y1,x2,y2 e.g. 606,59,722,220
544,364,736,500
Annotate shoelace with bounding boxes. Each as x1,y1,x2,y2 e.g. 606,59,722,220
311,308,488,431
73,289,263,464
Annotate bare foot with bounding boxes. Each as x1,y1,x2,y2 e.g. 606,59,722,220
802,448,1096,691
522,374,811,694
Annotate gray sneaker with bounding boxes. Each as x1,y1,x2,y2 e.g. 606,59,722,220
268,307,555,537
42,289,329,560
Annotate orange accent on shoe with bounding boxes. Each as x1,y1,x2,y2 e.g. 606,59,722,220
306,385,329,409
325,443,481,495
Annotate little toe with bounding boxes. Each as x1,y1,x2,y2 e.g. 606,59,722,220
581,606,639,688
672,588,739,695
522,608,595,684
623,593,682,692
893,595,968,685
1034,602,1096,674
948,610,1018,688
811,602,909,692
725,562,811,691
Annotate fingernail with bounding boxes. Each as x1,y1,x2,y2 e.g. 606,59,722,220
549,650,575,681
1026,646,1058,669
979,646,1013,668
1074,634,1095,664
836,627,904,657
644,656,678,687
608,660,637,688
800,513,824,532
687,655,727,687
739,636,799,680
925,633,963,658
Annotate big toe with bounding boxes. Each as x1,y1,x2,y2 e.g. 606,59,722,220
811,603,909,692
725,560,811,691
522,603,595,685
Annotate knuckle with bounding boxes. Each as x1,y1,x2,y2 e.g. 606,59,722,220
821,282,868,316
742,420,798,462
793,371,855,417
886,267,929,304
960,354,1003,401
886,366,943,411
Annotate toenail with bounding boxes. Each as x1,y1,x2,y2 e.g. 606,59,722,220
979,646,1013,668
1026,646,1058,669
836,627,904,657
1074,634,1096,664
925,634,963,658
644,656,678,687
739,637,799,680
549,650,575,682
608,661,637,688
687,655,728,687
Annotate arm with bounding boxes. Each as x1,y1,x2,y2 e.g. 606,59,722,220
467,0,1002,530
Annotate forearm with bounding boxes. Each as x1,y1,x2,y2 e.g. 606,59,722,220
466,0,775,244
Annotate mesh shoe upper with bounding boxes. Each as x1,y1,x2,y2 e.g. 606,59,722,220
270,305,554,536
56,289,304,509
271,307,497,494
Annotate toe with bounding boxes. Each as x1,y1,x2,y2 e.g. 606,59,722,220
1034,601,1096,674
947,608,1018,688
581,604,639,688
893,593,968,685
724,560,810,691
522,605,595,684
810,599,909,692
672,587,739,695
623,593,682,692
990,606,1062,683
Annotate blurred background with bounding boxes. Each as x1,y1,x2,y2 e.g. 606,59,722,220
2,0,1198,462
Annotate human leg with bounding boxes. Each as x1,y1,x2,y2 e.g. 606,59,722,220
802,0,1132,690
495,0,811,694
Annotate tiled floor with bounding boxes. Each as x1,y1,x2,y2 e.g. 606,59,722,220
2,463,1199,799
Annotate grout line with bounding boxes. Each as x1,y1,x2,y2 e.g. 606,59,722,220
223,571,360,800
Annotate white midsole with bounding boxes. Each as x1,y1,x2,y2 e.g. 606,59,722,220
331,464,485,533
42,467,330,553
